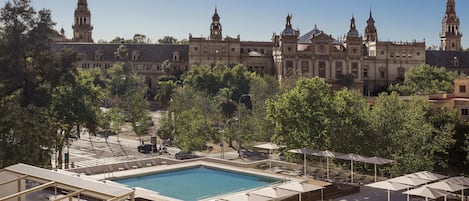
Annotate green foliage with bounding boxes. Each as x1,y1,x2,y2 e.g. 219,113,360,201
174,108,215,152
158,36,178,44
267,77,332,149
389,64,457,95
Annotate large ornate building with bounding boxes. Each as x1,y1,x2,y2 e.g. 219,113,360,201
54,0,468,95
271,12,426,94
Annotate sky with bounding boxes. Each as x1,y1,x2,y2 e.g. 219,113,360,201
20,0,469,48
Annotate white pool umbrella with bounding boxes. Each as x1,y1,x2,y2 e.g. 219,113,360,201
310,150,340,180
335,153,367,183
359,156,393,182
403,186,446,201
406,171,447,182
254,143,285,170
251,186,298,201
445,176,469,201
218,192,272,201
287,148,315,175
426,181,466,201
388,176,431,186
366,181,412,201
277,181,324,201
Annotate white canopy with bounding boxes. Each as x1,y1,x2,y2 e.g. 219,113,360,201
276,181,324,201
254,143,285,150
218,193,272,201
335,153,368,183
310,150,341,180
365,181,412,201
254,143,285,170
287,148,316,175
405,171,447,182
360,156,394,182
426,181,465,192
388,176,431,186
276,181,324,192
445,176,469,187
403,186,447,200
251,187,298,200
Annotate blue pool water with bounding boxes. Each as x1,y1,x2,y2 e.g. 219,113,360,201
115,166,280,201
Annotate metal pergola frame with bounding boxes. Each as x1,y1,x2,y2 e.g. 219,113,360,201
0,164,135,201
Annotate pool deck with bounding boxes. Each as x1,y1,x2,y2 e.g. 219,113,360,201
88,160,331,201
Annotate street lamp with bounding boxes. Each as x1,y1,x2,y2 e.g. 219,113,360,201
237,93,252,150
221,117,238,159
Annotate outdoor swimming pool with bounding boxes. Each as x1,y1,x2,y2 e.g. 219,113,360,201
115,166,281,201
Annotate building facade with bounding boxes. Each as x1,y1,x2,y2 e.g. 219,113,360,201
188,8,275,76
272,13,426,94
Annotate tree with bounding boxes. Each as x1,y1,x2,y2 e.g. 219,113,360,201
328,89,370,154
0,0,83,168
173,108,215,152
50,68,103,168
133,33,151,44
368,92,455,175
389,64,457,95
158,36,178,44
266,77,333,150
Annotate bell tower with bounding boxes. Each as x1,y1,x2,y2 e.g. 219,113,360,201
440,0,462,51
72,0,93,42
210,7,222,40
364,10,377,42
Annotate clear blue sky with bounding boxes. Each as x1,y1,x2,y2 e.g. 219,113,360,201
26,0,469,48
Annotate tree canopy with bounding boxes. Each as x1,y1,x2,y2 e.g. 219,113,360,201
389,64,458,95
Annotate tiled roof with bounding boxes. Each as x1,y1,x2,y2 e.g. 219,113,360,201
51,42,189,62
426,50,469,68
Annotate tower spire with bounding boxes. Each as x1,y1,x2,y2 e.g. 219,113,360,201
210,6,222,40
441,0,462,51
365,9,377,42
72,0,93,42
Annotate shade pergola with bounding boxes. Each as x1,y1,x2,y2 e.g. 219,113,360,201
335,153,368,183
254,143,286,170
426,181,467,201
276,181,324,201
403,186,447,201
365,180,412,201
287,148,316,175
310,150,340,180
0,163,135,201
251,186,298,201
359,156,393,182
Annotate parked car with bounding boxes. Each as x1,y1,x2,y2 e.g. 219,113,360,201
137,144,157,154
175,151,199,160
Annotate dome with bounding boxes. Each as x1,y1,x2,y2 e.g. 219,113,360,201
347,29,359,37
298,25,322,43
282,26,296,35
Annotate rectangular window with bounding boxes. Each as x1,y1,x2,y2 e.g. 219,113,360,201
319,61,326,78
335,62,343,78
363,68,368,78
301,60,309,75
462,108,468,116
460,85,466,93
351,62,359,78
380,70,385,79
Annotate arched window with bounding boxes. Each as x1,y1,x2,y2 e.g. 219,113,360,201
173,51,180,61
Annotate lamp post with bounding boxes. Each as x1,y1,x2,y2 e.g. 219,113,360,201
221,117,238,159
237,93,252,150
